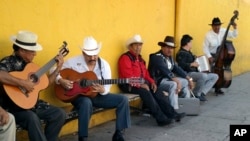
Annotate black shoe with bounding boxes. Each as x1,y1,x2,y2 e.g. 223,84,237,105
79,136,88,141
215,89,224,95
157,118,173,126
174,112,186,122
199,93,207,101
112,130,125,141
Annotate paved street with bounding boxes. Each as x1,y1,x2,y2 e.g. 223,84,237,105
60,72,250,141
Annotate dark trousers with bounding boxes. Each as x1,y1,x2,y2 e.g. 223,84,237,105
13,105,66,141
153,86,177,119
119,85,175,122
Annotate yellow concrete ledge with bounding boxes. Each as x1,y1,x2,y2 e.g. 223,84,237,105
16,98,142,141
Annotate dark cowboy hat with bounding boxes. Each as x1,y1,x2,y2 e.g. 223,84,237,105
158,36,175,48
209,17,223,25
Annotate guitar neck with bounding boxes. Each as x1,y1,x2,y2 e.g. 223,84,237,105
89,78,129,85
36,57,57,78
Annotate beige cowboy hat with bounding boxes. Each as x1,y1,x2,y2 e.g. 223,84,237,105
10,30,43,51
80,36,102,56
126,34,143,48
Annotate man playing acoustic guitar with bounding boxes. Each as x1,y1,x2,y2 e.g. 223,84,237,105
54,36,131,141
0,31,66,141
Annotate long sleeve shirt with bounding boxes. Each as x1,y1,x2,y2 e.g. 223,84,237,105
118,51,155,86
176,48,198,72
55,55,112,95
148,51,188,84
203,28,238,58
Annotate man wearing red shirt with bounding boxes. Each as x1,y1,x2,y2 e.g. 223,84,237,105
118,34,185,126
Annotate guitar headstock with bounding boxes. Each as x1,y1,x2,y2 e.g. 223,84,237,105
129,77,145,86
59,41,69,57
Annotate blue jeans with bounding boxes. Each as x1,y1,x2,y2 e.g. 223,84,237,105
13,105,66,141
188,72,218,96
159,80,179,109
71,93,131,137
161,77,191,98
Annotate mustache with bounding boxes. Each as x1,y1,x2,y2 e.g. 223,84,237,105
88,60,96,63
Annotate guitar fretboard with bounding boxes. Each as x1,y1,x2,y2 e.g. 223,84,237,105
80,78,144,87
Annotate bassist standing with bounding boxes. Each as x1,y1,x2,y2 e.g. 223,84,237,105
203,16,238,95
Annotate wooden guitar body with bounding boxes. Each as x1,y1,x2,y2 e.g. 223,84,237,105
55,69,99,102
3,63,49,109
2,41,69,109
55,68,144,103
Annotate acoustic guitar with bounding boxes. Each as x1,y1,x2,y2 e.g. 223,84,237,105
3,41,69,109
55,68,145,102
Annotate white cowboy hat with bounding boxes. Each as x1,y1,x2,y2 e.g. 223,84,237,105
126,34,143,47
10,31,43,51
80,36,102,56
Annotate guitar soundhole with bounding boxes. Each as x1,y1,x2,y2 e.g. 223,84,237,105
30,74,38,83
80,79,87,87
80,79,92,87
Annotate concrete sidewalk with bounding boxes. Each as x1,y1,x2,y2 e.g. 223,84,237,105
60,72,250,141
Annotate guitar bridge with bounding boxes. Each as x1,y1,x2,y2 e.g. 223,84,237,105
19,86,29,97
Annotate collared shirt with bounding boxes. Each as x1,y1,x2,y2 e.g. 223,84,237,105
118,51,155,86
0,53,48,111
203,28,238,58
0,54,27,110
56,55,112,95
0,53,27,72
176,48,198,72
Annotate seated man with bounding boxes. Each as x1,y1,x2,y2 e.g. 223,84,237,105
0,106,16,141
176,34,218,101
118,34,185,126
0,31,66,141
55,36,131,141
148,35,194,109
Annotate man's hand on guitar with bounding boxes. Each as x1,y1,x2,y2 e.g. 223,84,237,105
55,53,64,70
91,83,105,93
59,78,74,90
20,79,36,93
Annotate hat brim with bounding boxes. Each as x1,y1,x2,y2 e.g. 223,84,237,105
158,42,175,48
209,23,223,26
81,44,102,56
126,41,143,47
10,36,43,51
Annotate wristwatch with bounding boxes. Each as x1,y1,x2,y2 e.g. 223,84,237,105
188,78,193,81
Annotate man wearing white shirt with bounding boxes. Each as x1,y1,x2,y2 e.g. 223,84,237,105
203,17,238,94
55,36,131,141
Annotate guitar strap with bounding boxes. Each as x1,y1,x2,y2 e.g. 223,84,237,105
97,57,104,80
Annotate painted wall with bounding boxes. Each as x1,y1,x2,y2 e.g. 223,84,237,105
0,0,175,106
1,0,250,137
1,0,250,108
175,0,250,76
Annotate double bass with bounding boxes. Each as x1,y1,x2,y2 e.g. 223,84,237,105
213,10,239,90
